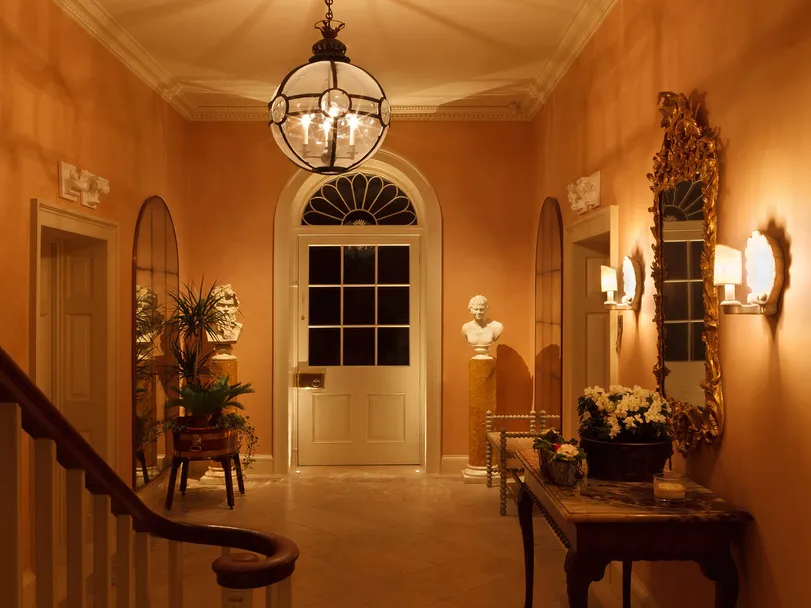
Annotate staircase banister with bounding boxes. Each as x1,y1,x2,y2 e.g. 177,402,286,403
0,347,298,589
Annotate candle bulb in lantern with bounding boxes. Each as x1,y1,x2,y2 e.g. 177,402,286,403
348,113,359,146
300,114,312,146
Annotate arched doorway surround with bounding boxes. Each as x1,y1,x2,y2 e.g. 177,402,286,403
273,151,443,473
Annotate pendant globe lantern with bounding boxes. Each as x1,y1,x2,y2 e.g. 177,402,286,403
268,0,391,175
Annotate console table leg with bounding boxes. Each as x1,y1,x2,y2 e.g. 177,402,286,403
565,550,608,608
699,554,740,608
622,560,632,608
517,484,534,608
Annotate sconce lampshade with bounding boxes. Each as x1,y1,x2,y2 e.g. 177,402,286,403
713,245,743,286
745,230,778,305
600,265,618,293
621,256,637,305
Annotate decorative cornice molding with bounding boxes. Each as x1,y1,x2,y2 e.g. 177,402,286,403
52,0,196,118
54,0,617,122
521,0,618,117
188,103,526,122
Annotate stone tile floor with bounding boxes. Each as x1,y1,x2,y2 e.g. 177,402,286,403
139,468,621,607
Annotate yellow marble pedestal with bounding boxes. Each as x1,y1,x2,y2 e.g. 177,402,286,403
463,357,496,484
198,352,238,487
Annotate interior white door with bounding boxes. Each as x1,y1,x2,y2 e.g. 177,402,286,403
573,239,610,392
56,234,110,461
297,235,421,465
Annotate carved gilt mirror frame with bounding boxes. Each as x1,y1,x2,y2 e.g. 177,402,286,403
648,92,723,455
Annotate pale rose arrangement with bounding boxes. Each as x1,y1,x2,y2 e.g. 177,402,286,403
577,384,672,443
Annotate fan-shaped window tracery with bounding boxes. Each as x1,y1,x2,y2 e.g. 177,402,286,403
302,173,417,226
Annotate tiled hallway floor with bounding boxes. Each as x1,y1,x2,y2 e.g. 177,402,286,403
139,468,621,607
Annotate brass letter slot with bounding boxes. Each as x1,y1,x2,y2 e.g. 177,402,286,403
295,371,326,389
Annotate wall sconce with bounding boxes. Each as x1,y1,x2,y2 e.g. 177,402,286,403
601,256,640,311
713,230,784,315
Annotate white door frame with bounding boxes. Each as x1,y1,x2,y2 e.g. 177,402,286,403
30,199,120,472
562,205,619,438
273,151,442,474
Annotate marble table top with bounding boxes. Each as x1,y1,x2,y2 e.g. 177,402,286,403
517,447,752,524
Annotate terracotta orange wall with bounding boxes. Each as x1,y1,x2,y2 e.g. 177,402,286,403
532,0,811,605
1,0,188,568
181,121,536,457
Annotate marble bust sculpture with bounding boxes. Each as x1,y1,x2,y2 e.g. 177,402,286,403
461,295,503,359
206,284,243,345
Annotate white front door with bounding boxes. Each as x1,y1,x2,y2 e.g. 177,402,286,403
297,235,421,465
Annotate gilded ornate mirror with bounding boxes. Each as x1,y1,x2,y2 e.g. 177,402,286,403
132,196,179,489
648,92,723,454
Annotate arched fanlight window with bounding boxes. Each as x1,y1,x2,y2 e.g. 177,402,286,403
661,180,704,221
302,173,417,226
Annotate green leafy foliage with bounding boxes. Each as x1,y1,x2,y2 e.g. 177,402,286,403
167,375,254,422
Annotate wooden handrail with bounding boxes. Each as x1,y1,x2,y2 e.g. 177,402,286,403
0,347,297,589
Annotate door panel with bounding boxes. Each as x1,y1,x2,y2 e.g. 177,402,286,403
60,237,109,461
298,237,420,465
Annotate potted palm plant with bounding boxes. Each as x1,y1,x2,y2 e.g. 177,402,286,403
153,280,258,467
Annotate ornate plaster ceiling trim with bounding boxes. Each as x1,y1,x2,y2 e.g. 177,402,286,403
53,0,197,118
187,103,527,122
521,0,618,118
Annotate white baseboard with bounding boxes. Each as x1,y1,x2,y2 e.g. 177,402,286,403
439,455,468,476
23,570,35,608
244,454,275,476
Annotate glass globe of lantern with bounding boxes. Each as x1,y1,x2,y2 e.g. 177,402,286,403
268,23,390,175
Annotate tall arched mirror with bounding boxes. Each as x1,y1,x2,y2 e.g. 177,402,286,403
132,196,179,489
535,197,563,423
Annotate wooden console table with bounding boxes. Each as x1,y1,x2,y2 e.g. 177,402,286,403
515,448,752,608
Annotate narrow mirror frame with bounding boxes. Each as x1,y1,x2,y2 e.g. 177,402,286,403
647,91,723,455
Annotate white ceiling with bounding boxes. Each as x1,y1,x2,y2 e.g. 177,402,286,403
57,0,616,120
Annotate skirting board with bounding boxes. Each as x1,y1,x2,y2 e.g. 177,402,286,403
439,455,468,476
243,454,275,477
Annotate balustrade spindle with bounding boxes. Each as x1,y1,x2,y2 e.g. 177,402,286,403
93,494,112,608
0,403,23,608
168,540,184,607
116,514,133,608
34,438,58,608
134,533,151,608
66,469,87,608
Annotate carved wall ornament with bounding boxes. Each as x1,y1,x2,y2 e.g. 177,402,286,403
58,160,111,209
647,91,723,455
567,171,601,215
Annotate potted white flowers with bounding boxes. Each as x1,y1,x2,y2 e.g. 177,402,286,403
533,430,586,486
577,385,673,482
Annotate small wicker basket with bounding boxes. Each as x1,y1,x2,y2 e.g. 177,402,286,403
538,450,578,486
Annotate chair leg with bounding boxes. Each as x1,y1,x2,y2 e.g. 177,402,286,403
486,441,493,488
233,453,245,494
179,459,190,495
499,431,508,516
221,457,235,509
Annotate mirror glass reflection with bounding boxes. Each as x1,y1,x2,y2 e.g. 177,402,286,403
659,180,706,407
133,196,179,489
